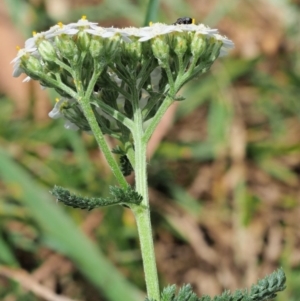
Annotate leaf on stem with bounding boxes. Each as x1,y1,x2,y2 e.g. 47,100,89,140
50,185,142,210
145,269,286,301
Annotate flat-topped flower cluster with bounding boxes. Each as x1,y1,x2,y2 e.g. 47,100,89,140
12,16,233,79
11,16,234,137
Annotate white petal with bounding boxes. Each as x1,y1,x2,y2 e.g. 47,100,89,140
85,27,106,37
64,120,79,130
12,63,24,77
22,76,31,82
48,99,65,119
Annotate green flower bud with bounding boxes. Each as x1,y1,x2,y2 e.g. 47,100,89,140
173,35,188,57
55,34,79,61
124,39,142,63
38,40,57,62
104,35,121,58
22,55,42,79
77,31,91,51
151,36,169,65
190,34,207,59
89,37,104,58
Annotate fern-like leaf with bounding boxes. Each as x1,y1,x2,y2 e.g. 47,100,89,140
148,269,286,301
50,185,142,210
161,285,176,301
248,268,286,301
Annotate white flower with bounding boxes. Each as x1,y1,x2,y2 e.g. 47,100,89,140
44,23,78,39
52,17,98,38
49,98,80,131
25,32,45,50
48,98,65,119
137,23,232,58
137,23,215,42
85,25,107,37
11,48,27,64
25,17,97,50
66,16,98,29
193,24,219,35
86,26,133,43
138,23,178,42
101,27,120,38
11,48,30,77
12,60,24,77
119,27,142,42
48,98,76,119
215,35,235,57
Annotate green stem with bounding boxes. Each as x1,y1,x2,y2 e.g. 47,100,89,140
131,85,160,301
75,63,128,188
163,64,175,88
53,58,73,75
38,73,77,99
143,94,174,144
79,98,128,188
123,140,135,169
143,72,190,144
94,98,134,131
132,128,160,301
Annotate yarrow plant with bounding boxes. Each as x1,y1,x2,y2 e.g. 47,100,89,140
12,16,286,301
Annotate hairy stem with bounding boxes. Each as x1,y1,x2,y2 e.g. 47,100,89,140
75,64,128,188
131,87,160,301
143,94,174,144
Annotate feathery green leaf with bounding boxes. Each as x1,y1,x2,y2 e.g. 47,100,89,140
50,185,142,210
148,269,286,301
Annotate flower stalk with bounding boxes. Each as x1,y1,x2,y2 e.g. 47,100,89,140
132,127,160,301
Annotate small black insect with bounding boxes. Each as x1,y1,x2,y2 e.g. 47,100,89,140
172,17,194,25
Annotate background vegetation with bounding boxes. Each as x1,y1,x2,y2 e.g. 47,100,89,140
0,0,299,300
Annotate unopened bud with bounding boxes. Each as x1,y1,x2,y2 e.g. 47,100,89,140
190,34,207,59
38,40,57,61
89,37,104,58
55,35,79,61
151,36,169,65
77,31,91,51
173,35,188,57
104,35,121,58
22,55,42,79
124,39,142,63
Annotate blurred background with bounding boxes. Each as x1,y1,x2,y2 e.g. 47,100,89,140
0,0,300,300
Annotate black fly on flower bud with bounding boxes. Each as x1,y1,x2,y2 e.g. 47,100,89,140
172,17,195,25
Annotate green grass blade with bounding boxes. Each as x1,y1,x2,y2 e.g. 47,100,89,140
0,148,143,301
0,233,18,266
144,0,160,25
